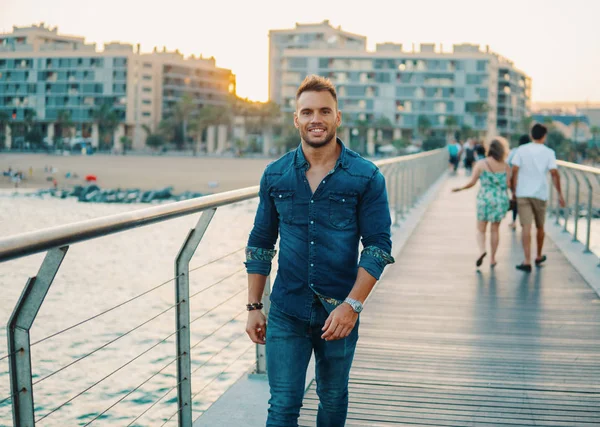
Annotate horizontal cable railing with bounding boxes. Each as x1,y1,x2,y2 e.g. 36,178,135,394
550,160,600,261
0,149,447,426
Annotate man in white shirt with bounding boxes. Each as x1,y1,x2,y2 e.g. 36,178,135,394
511,124,565,272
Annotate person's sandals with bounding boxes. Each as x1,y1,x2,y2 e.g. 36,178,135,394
476,252,487,267
516,263,532,272
535,255,547,266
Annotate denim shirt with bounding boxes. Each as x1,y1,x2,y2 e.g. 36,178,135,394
245,139,394,321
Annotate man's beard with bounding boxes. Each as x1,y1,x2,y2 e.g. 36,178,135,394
299,126,337,149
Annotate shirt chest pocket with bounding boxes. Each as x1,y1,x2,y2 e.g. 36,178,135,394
271,190,295,224
329,193,358,229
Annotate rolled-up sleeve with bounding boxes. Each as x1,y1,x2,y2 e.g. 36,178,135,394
245,170,279,276
357,169,395,279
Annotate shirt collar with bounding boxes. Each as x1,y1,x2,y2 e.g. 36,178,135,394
294,137,349,170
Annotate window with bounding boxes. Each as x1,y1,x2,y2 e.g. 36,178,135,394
142,75,152,81
346,86,365,97
466,74,485,85
288,58,307,68
319,58,329,68
142,112,151,117
142,99,151,105
143,63,152,69
476,60,488,72
142,87,152,92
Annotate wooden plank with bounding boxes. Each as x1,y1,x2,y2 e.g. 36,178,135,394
299,178,600,426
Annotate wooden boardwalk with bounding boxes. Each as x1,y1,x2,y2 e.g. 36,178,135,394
299,175,600,426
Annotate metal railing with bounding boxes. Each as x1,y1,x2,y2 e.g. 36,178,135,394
550,160,600,263
0,148,446,426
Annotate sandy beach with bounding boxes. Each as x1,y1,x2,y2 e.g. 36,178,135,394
0,153,274,194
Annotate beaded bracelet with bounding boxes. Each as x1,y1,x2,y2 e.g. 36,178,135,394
246,302,264,311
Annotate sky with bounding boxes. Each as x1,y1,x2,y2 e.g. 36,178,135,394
2,0,599,103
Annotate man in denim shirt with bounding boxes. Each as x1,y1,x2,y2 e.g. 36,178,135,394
245,75,394,427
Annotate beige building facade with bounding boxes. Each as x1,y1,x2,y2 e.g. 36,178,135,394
0,24,235,151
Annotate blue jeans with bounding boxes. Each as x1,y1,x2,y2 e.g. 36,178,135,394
265,297,359,427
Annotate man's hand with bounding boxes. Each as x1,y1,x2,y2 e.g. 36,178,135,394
559,194,566,208
321,303,358,341
246,310,266,345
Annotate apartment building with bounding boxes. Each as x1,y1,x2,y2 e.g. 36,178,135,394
0,24,235,150
269,21,530,152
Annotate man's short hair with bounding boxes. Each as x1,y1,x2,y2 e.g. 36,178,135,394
518,134,531,146
531,123,547,140
296,75,337,107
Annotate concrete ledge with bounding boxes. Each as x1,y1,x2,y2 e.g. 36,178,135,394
193,171,448,427
545,220,600,296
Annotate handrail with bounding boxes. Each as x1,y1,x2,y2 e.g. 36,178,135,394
0,186,259,262
0,149,444,263
556,160,600,175
551,160,599,257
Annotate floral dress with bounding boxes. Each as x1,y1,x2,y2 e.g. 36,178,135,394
476,166,509,222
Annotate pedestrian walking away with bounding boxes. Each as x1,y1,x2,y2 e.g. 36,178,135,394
511,123,565,272
452,137,512,268
244,74,395,427
507,134,531,229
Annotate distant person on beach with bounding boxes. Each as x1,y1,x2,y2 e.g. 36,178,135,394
452,137,511,268
507,134,531,229
244,75,394,426
511,123,565,272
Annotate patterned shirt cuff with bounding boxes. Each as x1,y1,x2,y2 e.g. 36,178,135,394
361,246,395,265
358,246,395,280
245,246,277,262
244,246,277,276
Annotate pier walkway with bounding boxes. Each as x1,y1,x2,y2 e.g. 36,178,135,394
297,175,600,426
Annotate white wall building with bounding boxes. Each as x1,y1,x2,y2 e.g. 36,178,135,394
269,20,531,150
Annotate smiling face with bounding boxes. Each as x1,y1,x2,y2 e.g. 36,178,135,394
294,90,341,149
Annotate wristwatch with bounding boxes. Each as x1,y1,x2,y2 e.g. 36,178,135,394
343,297,363,313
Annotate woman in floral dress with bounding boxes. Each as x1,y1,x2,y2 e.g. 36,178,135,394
452,138,511,267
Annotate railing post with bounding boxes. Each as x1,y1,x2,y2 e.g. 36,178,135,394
393,164,402,226
7,246,68,427
571,171,581,242
174,209,216,427
255,274,271,375
581,175,593,254
563,169,570,233
548,176,554,219
555,169,562,226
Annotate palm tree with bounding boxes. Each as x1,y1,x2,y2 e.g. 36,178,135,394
351,118,370,154
542,116,555,130
93,104,120,151
590,126,600,147
172,94,196,149
190,105,219,155
55,109,73,150
444,115,459,140
0,111,10,149
374,115,393,138
518,115,533,134
255,101,282,155
141,124,165,152
417,115,432,140
571,117,582,144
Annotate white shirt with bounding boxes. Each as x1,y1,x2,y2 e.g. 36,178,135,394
512,142,557,201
